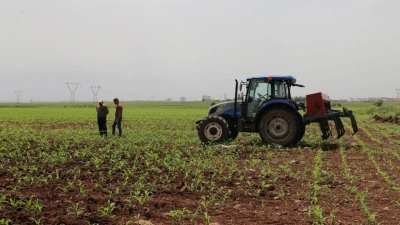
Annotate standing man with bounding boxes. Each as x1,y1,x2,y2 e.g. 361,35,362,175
112,98,123,137
96,99,109,136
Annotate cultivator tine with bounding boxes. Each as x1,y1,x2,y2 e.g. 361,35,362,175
319,120,331,140
343,107,358,135
332,116,345,139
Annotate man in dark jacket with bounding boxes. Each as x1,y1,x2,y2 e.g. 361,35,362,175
96,99,109,136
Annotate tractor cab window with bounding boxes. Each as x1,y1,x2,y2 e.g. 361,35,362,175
274,81,288,99
246,79,271,117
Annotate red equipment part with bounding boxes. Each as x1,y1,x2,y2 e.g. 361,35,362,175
305,92,331,118
303,92,358,140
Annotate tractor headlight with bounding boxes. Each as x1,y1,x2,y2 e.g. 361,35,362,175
216,104,225,112
208,104,225,115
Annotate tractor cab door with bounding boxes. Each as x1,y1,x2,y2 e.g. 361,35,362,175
245,79,272,118
274,81,289,99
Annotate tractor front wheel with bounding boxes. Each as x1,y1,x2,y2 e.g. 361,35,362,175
259,108,300,147
197,115,230,143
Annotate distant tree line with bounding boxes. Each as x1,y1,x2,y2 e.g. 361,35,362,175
293,96,306,102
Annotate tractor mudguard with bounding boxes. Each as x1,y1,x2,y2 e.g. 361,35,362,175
255,100,298,124
258,99,297,112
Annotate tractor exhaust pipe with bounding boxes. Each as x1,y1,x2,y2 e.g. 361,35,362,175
234,79,238,119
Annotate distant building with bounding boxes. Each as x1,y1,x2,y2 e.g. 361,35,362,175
202,95,212,101
180,97,186,101
166,98,172,101
382,97,397,102
349,97,397,102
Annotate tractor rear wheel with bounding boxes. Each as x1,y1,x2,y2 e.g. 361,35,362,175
197,115,230,143
292,112,306,145
258,108,300,147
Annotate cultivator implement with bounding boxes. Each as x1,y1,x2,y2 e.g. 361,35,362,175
303,92,358,140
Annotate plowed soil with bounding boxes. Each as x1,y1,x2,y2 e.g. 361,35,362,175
373,114,400,124
1,119,400,225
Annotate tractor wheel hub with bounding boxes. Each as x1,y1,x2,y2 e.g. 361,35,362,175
204,122,223,140
268,117,289,139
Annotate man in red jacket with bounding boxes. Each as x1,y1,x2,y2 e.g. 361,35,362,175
112,98,123,137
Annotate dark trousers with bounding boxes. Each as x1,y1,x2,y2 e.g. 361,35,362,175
112,117,122,136
97,117,107,136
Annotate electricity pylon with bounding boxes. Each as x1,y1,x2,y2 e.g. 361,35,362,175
89,85,102,102
14,91,22,104
64,82,81,102
396,89,400,102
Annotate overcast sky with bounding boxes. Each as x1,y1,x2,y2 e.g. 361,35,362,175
1,0,400,102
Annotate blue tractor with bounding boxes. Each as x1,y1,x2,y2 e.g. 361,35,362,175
196,75,358,146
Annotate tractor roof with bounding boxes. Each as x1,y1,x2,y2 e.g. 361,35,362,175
247,75,297,84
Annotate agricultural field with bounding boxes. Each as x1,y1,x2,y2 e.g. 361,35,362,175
0,101,400,225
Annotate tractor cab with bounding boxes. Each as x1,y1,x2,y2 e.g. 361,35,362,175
241,76,299,118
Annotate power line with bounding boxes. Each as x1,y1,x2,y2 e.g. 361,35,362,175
14,91,22,104
305,63,400,86
64,82,81,102
296,52,400,75
297,53,400,83
261,37,400,67
89,85,102,102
